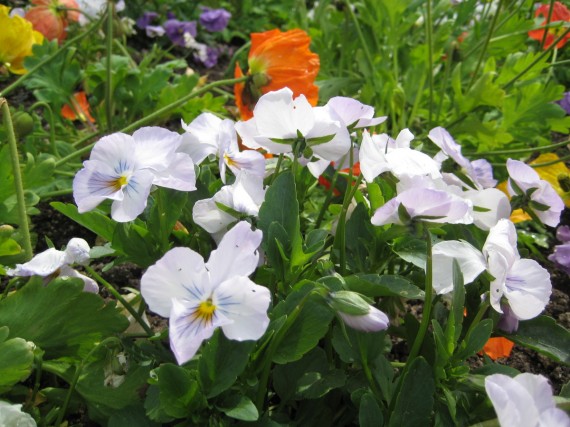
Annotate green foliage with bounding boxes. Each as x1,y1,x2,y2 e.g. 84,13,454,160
0,327,34,394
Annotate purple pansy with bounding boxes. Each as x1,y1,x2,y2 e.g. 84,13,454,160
548,225,570,275
195,46,219,68
557,92,570,115
136,11,159,30
164,19,197,47
199,6,231,32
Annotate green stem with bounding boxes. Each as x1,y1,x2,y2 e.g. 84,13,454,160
467,0,503,90
84,265,154,337
464,138,569,157
406,229,434,363
27,352,43,412
255,291,315,411
54,336,121,426
54,76,249,167
71,131,101,148
315,169,340,229
530,153,570,168
1,99,33,261
540,0,556,50
30,102,57,156
40,188,74,200
269,154,284,185
105,1,114,132
463,300,489,342
0,13,106,98
358,334,383,403
223,41,250,78
425,0,434,126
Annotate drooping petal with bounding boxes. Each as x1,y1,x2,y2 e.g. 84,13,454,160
216,276,271,340
63,238,91,265
169,297,231,364
60,266,98,293
7,248,65,277
428,126,470,169
325,96,386,128
431,240,486,294
206,221,262,287
471,159,497,188
504,258,551,320
464,188,511,231
531,181,564,227
141,247,208,317
485,374,541,427
506,159,540,194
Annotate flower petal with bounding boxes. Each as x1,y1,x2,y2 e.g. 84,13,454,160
110,170,154,222
504,258,551,320
7,248,65,277
432,240,486,294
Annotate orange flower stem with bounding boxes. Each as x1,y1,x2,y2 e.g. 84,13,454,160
0,11,106,98
540,0,557,49
503,25,570,89
30,101,57,156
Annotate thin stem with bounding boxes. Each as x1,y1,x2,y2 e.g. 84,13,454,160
315,170,340,229
55,336,121,426
530,153,570,168
358,334,383,403
463,300,490,342
105,1,114,132
425,0,434,126
464,138,569,156
54,76,249,167
1,99,33,261
269,154,284,185
0,13,106,98
406,229,434,363
40,188,74,199
223,41,250,78
71,131,101,148
467,0,504,90
30,102,57,156
84,265,154,337
540,0,556,49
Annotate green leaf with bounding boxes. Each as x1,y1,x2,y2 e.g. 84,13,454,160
388,357,434,427
359,392,383,427
152,364,204,418
51,202,116,242
0,326,34,393
448,259,465,346
112,223,161,268
217,395,259,421
271,282,334,364
345,274,424,299
198,330,255,398
0,278,128,358
392,237,427,269
455,319,493,360
503,316,570,364
0,237,21,257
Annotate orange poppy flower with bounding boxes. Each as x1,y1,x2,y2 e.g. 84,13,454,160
480,337,515,360
61,91,95,123
234,29,320,120
25,0,79,43
528,1,570,50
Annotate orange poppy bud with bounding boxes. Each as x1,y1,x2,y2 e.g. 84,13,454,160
61,91,95,123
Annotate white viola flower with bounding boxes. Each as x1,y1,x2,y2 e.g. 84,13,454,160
463,187,511,231
506,159,564,227
324,97,387,129
76,0,125,26
181,113,265,183
429,127,498,189
0,401,37,427
235,88,351,162
7,238,98,293
140,222,271,364
483,219,551,320
371,187,472,226
359,130,441,183
485,373,570,427
73,127,196,222
193,172,266,236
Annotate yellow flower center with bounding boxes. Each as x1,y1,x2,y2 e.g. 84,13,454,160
224,153,237,167
110,175,129,191
192,299,217,324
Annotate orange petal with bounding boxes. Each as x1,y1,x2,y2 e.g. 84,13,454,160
61,92,95,123
480,337,514,360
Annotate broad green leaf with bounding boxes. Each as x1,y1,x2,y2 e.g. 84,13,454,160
198,330,255,398
112,223,160,268
359,392,383,427
296,369,346,399
51,202,116,242
388,357,434,427
449,259,465,346
217,395,259,421
503,316,570,364
0,237,21,257
0,326,34,393
345,274,424,299
0,278,128,358
152,364,204,418
270,283,334,364
392,237,427,269
455,319,493,361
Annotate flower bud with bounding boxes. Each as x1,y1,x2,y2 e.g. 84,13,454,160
12,111,34,138
328,291,371,316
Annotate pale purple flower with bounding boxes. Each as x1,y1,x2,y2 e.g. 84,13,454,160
195,46,219,68
199,7,231,32
164,19,197,47
338,307,389,332
485,373,570,427
557,91,570,115
324,97,387,129
73,127,196,222
136,11,159,29
371,187,472,226
497,304,519,333
548,225,570,275
506,159,564,227
140,222,270,364
145,25,165,38
0,401,37,427
7,238,98,293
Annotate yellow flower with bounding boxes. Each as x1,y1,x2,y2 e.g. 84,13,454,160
0,6,44,75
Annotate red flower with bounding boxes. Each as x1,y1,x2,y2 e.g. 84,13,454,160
234,29,320,120
528,1,570,49
25,0,79,43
